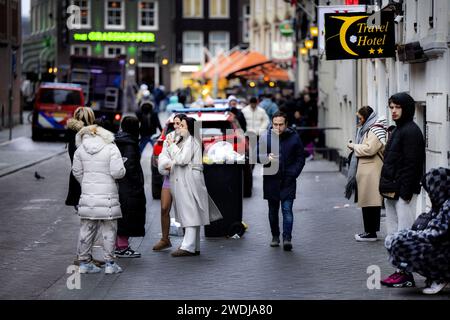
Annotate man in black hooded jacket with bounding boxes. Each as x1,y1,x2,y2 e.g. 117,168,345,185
379,92,425,288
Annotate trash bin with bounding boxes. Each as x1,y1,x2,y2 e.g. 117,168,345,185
204,163,243,237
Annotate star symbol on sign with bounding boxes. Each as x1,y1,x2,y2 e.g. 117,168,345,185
369,48,375,54
378,48,384,54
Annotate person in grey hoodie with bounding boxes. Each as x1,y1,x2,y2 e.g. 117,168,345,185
72,125,126,274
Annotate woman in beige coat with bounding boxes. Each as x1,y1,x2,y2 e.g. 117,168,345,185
160,117,222,256
347,106,387,241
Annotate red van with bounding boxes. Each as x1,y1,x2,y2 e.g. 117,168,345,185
32,83,85,140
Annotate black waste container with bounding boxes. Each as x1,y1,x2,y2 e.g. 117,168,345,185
204,164,243,237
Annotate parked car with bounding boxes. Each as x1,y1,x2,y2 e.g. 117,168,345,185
31,82,85,140
151,107,253,199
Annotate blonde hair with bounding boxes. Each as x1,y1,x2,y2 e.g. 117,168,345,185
73,107,95,126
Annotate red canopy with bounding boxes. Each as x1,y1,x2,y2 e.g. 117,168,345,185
191,50,289,81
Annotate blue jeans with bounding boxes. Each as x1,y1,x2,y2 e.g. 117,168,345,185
268,199,294,241
139,135,154,154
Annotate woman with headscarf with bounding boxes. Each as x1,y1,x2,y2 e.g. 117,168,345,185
346,106,387,241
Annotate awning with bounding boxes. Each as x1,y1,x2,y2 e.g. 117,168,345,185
230,62,290,81
191,50,289,81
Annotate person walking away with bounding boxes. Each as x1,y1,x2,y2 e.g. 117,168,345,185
259,111,305,251
227,95,247,132
259,94,278,123
72,125,126,274
65,107,95,211
166,95,185,113
163,117,222,257
136,101,163,153
152,114,186,251
385,167,450,294
114,117,146,258
346,106,387,241
379,92,425,287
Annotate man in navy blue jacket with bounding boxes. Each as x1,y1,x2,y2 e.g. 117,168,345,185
259,111,305,251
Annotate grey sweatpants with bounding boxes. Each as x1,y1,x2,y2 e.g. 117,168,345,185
77,219,117,263
385,195,418,236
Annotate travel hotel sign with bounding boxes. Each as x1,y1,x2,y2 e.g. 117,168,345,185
324,12,395,60
73,32,155,43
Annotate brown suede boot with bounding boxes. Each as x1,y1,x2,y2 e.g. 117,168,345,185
152,238,172,251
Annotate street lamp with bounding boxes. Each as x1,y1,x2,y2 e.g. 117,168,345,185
305,39,314,49
310,26,319,37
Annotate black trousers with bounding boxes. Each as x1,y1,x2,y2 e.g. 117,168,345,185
362,206,381,233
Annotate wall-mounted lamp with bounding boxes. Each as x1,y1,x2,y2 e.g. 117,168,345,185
305,39,314,49
129,58,136,65
162,58,169,65
310,26,319,37
299,47,308,56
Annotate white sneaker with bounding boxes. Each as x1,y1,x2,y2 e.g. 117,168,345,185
105,262,123,274
79,262,102,274
422,281,448,295
354,232,378,242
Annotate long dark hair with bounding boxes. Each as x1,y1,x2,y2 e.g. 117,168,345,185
121,116,140,138
174,113,188,122
178,116,200,144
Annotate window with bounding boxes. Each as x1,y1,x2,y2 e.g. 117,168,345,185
242,4,250,43
11,0,18,42
105,45,125,58
183,31,204,63
41,2,47,31
36,4,41,32
0,0,7,41
209,31,229,57
209,0,229,18
71,45,91,56
183,0,202,18
38,3,45,32
71,0,91,28
255,0,262,16
105,1,125,30
39,89,82,106
138,0,158,30
31,5,35,34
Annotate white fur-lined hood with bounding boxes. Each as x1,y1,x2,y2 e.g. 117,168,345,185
76,125,115,154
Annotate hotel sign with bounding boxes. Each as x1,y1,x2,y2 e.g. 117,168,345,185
324,12,395,60
73,32,155,43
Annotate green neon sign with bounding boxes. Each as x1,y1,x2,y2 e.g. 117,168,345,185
73,32,155,43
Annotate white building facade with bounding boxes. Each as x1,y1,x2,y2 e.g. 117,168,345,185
249,0,296,80
318,0,450,213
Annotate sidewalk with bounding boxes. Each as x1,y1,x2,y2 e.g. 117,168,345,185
0,115,66,177
32,159,446,300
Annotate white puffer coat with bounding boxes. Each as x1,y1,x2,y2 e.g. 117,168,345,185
72,125,126,220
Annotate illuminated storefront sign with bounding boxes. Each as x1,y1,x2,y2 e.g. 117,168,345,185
73,32,156,43
324,12,395,60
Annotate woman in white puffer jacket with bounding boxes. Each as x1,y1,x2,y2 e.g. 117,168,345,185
72,125,126,274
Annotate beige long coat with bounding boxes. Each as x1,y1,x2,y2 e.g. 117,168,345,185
161,136,222,228
353,130,385,207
